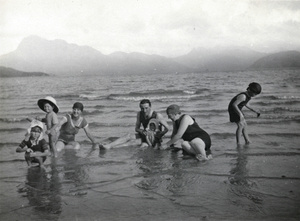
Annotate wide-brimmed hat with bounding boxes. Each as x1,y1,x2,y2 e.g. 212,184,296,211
37,96,59,113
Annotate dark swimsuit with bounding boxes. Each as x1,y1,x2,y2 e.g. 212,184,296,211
228,92,251,123
139,111,162,143
175,115,211,154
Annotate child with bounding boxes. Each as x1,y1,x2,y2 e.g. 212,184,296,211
16,120,50,168
145,119,161,148
37,96,59,157
228,82,262,145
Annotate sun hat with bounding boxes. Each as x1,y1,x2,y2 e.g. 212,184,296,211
73,102,84,111
148,118,159,130
166,104,181,115
37,96,59,113
248,82,262,95
30,120,44,130
25,119,44,140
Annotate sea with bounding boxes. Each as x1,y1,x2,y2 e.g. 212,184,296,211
0,69,299,221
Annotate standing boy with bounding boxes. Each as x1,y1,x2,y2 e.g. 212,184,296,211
228,82,262,145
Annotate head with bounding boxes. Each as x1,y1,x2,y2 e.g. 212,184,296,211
37,96,59,113
149,122,156,131
72,102,84,117
166,104,181,121
30,126,43,140
139,99,152,117
247,82,262,97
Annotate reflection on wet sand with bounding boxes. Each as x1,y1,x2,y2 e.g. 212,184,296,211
228,145,264,211
21,163,62,218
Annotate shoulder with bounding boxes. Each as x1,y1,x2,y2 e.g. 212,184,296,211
236,93,247,101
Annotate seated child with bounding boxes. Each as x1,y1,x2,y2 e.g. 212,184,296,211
145,119,161,148
16,120,50,168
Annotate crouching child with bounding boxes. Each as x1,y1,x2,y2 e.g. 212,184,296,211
16,120,50,168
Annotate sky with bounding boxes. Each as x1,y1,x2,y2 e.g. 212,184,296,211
1,0,300,57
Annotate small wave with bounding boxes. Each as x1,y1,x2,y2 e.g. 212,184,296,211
79,94,99,100
0,128,25,133
0,118,27,123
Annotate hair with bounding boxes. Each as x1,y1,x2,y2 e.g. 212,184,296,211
139,99,151,107
166,104,181,115
247,82,262,95
73,102,84,111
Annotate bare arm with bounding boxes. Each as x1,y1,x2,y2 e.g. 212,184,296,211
156,113,169,137
83,126,97,144
29,149,50,157
135,112,145,134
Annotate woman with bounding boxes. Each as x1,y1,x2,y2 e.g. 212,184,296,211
55,102,99,152
163,104,212,161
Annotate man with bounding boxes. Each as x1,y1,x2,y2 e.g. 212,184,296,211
135,99,169,147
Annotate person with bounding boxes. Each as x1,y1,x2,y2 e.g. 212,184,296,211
228,82,262,145
36,96,59,157
145,119,161,149
16,120,50,168
162,104,212,161
55,102,99,152
135,99,169,147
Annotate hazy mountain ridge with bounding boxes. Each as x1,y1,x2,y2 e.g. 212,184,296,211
0,36,299,75
249,50,300,69
0,66,49,77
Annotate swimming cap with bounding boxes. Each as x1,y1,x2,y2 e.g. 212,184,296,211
248,82,262,94
166,104,181,115
73,102,84,111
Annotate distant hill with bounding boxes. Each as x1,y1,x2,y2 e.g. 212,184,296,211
0,66,49,77
173,47,266,72
249,51,300,69
0,36,299,75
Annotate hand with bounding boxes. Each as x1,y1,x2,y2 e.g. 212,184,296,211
92,143,99,149
26,149,33,153
45,130,50,135
257,112,261,118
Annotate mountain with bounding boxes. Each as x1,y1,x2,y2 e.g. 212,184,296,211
173,47,266,72
0,36,299,75
249,51,300,69
0,36,191,75
0,66,49,77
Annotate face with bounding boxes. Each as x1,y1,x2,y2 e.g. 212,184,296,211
167,112,177,122
30,127,42,140
72,108,82,118
150,124,156,131
44,103,53,113
248,89,257,97
140,103,151,117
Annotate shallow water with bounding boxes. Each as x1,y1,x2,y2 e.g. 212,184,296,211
0,70,300,220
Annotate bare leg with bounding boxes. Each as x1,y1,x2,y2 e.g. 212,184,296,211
182,139,210,161
55,140,65,152
102,134,137,149
242,122,251,144
236,122,244,145
49,134,58,157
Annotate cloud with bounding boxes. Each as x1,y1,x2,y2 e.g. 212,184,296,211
0,0,300,56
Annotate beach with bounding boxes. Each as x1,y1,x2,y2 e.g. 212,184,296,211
0,69,299,220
